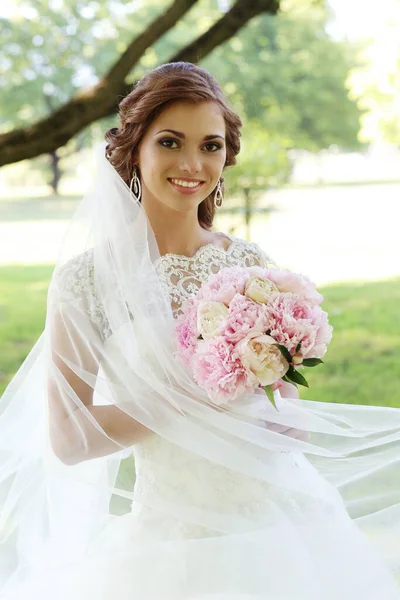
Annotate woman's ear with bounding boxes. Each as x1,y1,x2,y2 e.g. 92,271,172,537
132,143,142,167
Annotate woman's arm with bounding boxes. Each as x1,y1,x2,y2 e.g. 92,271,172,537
60,404,152,465
269,379,310,442
48,306,152,466
278,380,300,400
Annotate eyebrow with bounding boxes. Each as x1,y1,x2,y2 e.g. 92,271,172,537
155,129,225,141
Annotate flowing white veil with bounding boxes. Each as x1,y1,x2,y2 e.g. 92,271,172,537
0,140,399,597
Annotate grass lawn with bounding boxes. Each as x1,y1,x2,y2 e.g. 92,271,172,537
0,265,51,395
302,277,400,407
0,265,399,408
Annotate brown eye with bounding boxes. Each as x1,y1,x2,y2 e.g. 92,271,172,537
203,143,222,152
159,138,179,149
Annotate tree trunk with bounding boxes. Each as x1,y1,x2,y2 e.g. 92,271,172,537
49,150,61,195
244,188,252,241
44,94,62,195
0,0,279,166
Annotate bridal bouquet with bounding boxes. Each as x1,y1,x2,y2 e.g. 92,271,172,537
175,265,333,409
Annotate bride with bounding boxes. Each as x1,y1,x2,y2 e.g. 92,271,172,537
1,61,399,599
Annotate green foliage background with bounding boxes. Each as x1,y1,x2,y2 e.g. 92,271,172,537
1,0,365,196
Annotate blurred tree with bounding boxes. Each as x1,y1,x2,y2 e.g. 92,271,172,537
202,1,364,236
0,0,364,209
347,15,400,146
219,120,287,239
0,0,175,189
0,0,279,175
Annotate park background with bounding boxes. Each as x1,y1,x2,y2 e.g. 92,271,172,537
0,0,399,407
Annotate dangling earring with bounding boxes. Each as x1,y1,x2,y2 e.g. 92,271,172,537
214,178,223,208
129,165,141,202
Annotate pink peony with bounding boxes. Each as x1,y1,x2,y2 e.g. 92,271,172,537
265,292,318,356
191,337,258,405
222,293,270,343
265,268,324,307
197,267,250,304
175,297,199,366
303,305,333,359
245,265,270,279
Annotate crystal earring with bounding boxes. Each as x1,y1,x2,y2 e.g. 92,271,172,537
214,179,223,208
129,165,142,202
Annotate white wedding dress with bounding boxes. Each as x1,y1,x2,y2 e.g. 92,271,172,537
4,234,400,599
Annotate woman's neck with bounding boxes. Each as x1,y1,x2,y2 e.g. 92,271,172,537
143,200,217,258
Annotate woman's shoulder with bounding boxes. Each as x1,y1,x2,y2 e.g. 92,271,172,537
49,249,114,341
51,248,95,303
220,232,277,269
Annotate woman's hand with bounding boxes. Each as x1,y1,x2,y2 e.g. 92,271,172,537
271,379,283,392
271,424,310,442
265,420,310,442
266,379,310,442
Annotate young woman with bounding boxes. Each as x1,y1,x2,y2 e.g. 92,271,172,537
1,62,399,599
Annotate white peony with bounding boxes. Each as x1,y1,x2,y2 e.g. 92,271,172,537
244,276,279,304
197,301,229,339
236,331,289,385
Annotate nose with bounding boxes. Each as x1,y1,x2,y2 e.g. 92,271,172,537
178,150,202,175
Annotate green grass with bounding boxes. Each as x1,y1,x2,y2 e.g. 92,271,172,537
0,265,52,393
301,277,400,407
1,265,400,408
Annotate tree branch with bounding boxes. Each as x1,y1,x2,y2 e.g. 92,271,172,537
104,0,198,88
0,0,198,165
168,0,279,64
0,0,279,166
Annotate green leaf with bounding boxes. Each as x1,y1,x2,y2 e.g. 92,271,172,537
274,343,292,363
197,334,203,340
263,385,278,410
296,342,302,353
302,358,324,367
286,366,309,388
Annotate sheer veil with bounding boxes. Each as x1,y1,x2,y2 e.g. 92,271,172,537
0,141,399,595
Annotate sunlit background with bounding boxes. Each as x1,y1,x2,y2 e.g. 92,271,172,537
1,0,399,405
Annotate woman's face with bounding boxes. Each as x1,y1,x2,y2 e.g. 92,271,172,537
135,100,227,213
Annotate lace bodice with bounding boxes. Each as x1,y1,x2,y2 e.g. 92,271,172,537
154,233,274,318
53,233,275,340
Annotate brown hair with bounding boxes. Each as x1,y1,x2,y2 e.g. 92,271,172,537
105,62,242,229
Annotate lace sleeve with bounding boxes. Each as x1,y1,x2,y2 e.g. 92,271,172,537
50,250,112,341
246,241,278,269
51,249,94,305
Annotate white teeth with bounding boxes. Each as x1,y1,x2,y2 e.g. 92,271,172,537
170,178,202,188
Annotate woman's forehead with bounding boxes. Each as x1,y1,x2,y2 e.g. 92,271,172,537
150,100,225,135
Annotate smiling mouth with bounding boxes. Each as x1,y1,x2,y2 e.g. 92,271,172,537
168,178,204,190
